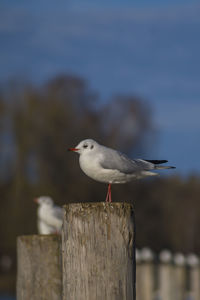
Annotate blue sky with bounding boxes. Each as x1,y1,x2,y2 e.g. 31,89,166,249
0,0,200,175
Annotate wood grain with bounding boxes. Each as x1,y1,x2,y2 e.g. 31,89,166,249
17,235,62,300
62,202,135,300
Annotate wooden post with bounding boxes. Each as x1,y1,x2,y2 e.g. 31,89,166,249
158,250,173,300
172,253,186,300
62,202,135,300
186,254,200,300
136,248,154,300
135,249,142,300
17,235,62,300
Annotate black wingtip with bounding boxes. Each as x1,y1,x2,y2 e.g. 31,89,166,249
145,159,168,164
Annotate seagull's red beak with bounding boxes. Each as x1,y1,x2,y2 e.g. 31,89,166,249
68,148,79,152
34,198,39,204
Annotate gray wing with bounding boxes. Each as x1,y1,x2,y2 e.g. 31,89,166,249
46,206,64,229
53,206,64,220
99,147,153,174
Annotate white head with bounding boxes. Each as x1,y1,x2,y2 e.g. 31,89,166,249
68,139,99,155
34,196,54,206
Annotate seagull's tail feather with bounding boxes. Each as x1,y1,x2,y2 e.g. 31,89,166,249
145,159,168,164
144,159,176,170
154,165,176,170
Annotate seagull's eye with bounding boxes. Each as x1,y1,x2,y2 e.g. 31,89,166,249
83,144,88,148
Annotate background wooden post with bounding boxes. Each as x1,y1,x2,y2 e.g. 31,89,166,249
172,253,186,300
158,250,173,300
62,202,135,300
17,235,62,300
135,249,142,300
186,254,200,300
136,247,154,300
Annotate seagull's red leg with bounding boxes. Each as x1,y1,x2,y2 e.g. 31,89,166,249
105,183,112,202
105,184,110,202
108,183,112,202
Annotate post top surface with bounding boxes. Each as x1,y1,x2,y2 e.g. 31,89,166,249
63,202,134,218
63,202,133,209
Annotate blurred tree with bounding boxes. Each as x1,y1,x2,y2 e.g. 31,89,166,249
100,95,153,155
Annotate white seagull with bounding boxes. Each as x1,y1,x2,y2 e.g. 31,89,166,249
68,139,175,202
34,196,64,234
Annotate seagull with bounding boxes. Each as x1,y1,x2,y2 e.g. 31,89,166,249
34,196,64,234
68,139,175,202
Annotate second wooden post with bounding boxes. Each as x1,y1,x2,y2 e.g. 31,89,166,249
62,202,135,300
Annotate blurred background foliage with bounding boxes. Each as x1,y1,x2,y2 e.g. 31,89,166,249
0,75,199,294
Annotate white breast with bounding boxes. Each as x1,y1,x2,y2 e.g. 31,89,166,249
37,205,63,233
37,220,55,234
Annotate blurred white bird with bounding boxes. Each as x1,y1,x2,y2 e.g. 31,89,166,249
68,139,175,202
34,196,64,234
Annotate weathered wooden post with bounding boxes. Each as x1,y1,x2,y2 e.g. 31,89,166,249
186,253,200,300
62,202,135,300
172,253,186,300
17,235,62,300
135,249,142,300
158,249,173,300
136,247,154,300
